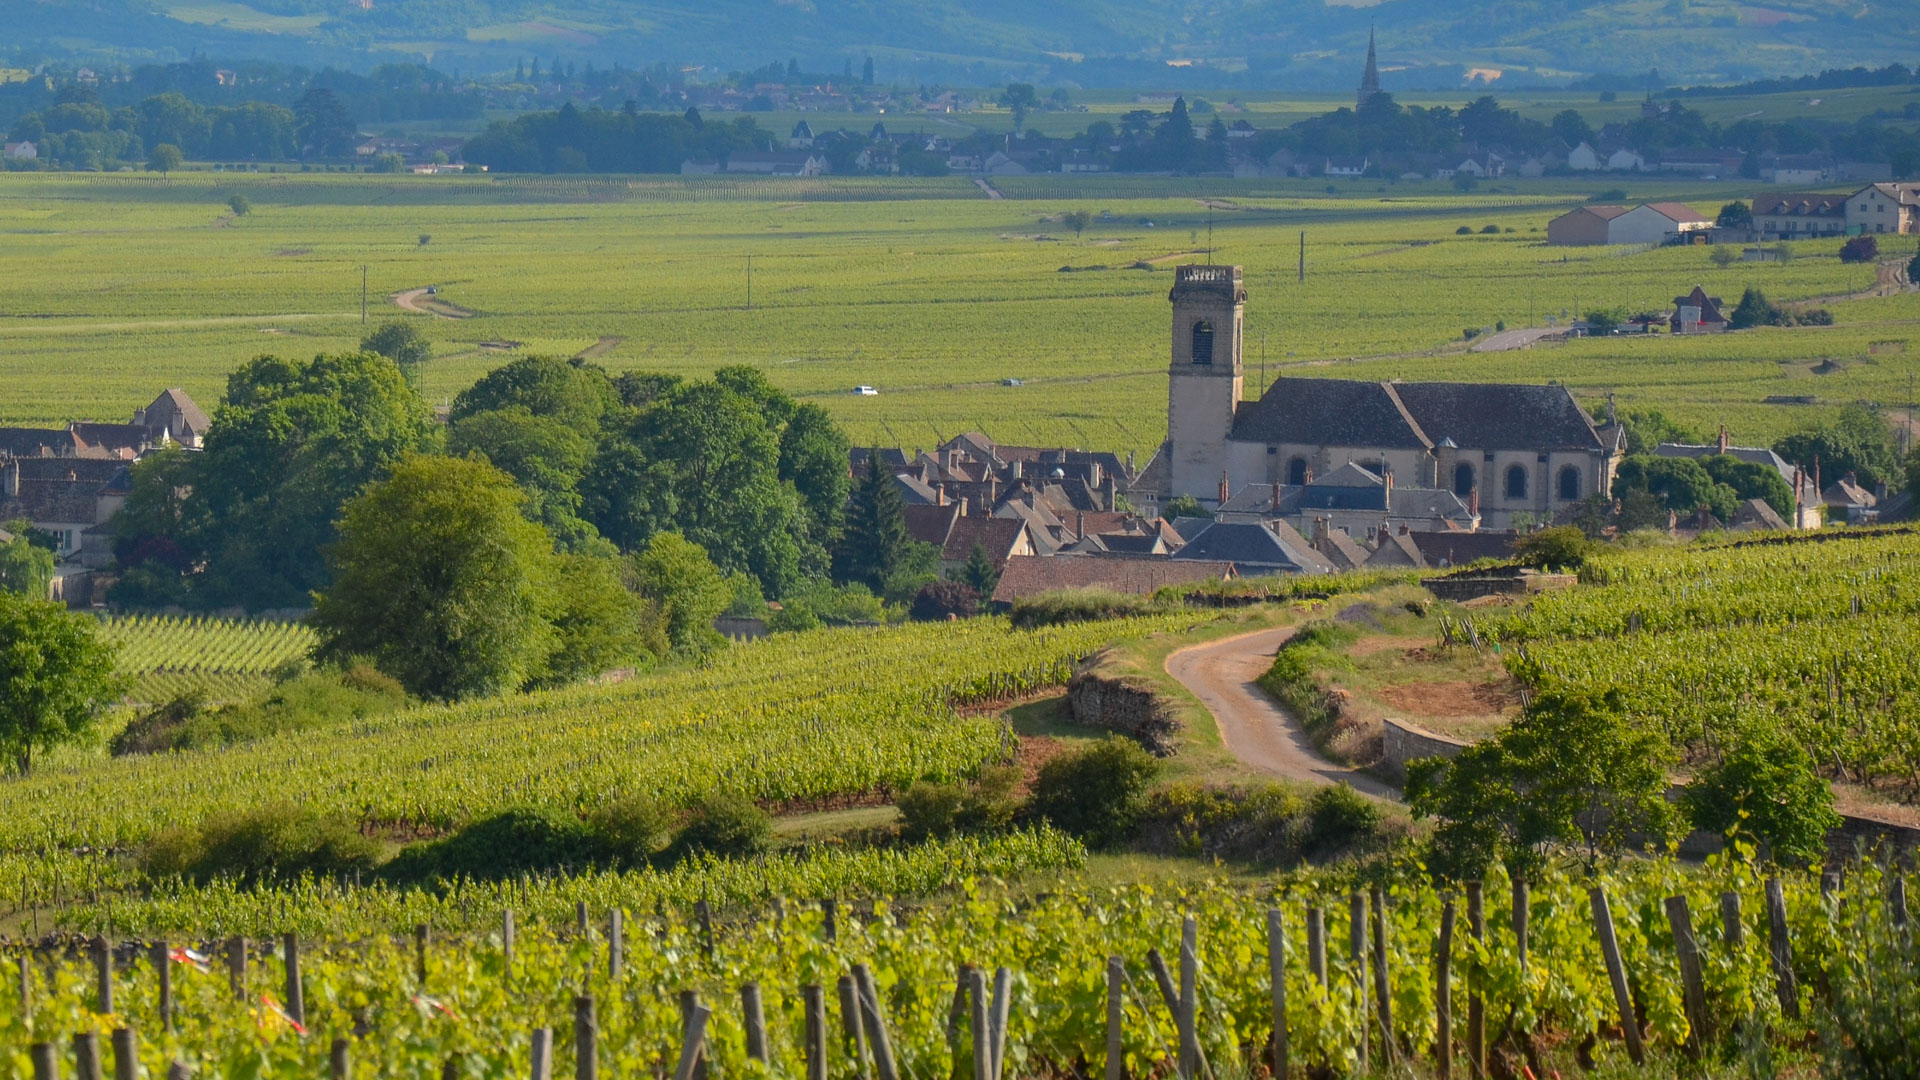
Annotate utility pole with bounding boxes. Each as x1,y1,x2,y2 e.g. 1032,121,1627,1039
746,254,753,311
361,265,368,325
1298,231,1305,284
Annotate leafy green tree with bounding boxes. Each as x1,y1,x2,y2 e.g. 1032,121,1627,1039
360,321,432,377
1063,210,1091,237
1619,409,1702,456
1728,286,1782,330
312,454,560,701
227,194,251,216
181,351,437,608
1774,404,1905,493
1682,727,1839,867
1700,453,1794,515
1714,201,1752,230
540,553,651,686
1160,493,1207,520
0,593,121,774
0,531,54,598
1030,737,1161,849
448,406,600,550
627,532,731,654
293,88,356,158
1001,83,1038,129
1839,235,1879,264
1613,455,1740,521
778,402,851,547
146,143,184,176
1409,688,1675,876
1512,526,1588,571
1709,245,1738,268
453,355,621,432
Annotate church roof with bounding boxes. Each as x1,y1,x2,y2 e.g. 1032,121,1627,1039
1314,462,1385,487
1232,379,1427,447
1233,378,1605,453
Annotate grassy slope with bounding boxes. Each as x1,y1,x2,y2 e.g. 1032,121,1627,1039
3,172,1914,460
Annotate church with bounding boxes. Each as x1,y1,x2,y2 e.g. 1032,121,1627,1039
1132,265,1624,531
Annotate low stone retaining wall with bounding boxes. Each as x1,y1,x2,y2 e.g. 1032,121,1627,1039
1065,656,1181,756
1380,717,1919,864
1425,571,1575,604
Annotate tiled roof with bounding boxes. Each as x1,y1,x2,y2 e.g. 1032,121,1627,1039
902,502,961,547
1233,379,1427,447
1653,442,1794,482
1172,521,1330,573
1731,499,1788,531
943,516,1028,563
1365,532,1425,568
990,555,1236,604
1643,202,1709,223
1753,192,1846,217
1406,530,1517,567
1315,530,1371,571
1390,381,1606,452
0,428,73,457
149,388,210,434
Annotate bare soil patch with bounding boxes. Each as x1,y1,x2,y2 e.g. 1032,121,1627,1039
1374,679,1519,718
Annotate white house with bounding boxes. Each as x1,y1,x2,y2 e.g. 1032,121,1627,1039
3,141,37,161
1604,147,1646,172
1567,142,1601,171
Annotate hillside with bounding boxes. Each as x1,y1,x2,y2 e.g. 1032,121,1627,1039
17,0,1920,89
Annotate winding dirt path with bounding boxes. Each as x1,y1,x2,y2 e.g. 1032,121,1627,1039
1164,626,1399,800
391,287,475,319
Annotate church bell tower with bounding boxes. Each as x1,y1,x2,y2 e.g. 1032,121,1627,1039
1165,264,1245,505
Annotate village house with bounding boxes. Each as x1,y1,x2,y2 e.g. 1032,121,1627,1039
1753,184,1920,238
1668,286,1728,333
724,150,827,176
1653,427,1823,529
1132,265,1622,530
1548,202,1711,246
1212,462,1479,539
989,556,1234,607
3,141,38,161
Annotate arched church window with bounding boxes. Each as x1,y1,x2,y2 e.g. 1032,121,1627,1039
1453,463,1475,497
1287,457,1308,486
1504,464,1529,500
1191,320,1214,365
1557,465,1581,501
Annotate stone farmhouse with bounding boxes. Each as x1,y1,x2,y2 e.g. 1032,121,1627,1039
0,388,209,567
1132,265,1623,530
1547,203,1712,246
1752,184,1920,238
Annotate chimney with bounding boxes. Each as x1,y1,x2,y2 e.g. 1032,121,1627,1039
1313,516,1328,543
936,481,947,506
1011,459,1023,480
1384,467,1394,501
1076,510,1086,539
1469,486,1480,517
1717,424,1730,455
1218,469,1230,505
960,497,971,517
1303,466,1314,485
1270,484,1281,513
1399,523,1409,536
1814,455,1822,498
3,461,16,498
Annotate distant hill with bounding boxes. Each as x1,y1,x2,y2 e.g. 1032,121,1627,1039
16,0,1920,89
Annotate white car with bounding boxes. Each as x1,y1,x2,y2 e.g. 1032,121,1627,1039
851,385,879,396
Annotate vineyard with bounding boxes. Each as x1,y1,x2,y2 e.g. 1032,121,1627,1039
0,173,1909,460
5,856,1914,1076
97,614,316,704
1476,528,1920,795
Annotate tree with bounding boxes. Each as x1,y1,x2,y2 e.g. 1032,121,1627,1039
1030,737,1161,849
777,402,851,548
1614,455,1740,521
951,541,1000,598
294,88,356,158
1161,493,1207,521
360,321,431,376
627,532,730,654
1619,409,1703,456
1714,201,1753,230
146,143,184,176
1709,245,1738,268
1062,210,1091,237
541,553,651,686
1512,526,1588,571
1839,235,1879,264
227,194,252,216
1409,687,1675,876
312,454,560,701
453,355,620,432
1775,404,1905,492
1001,83,1038,130
861,56,875,85
1682,728,1839,867
833,450,912,592
448,406,599,550
0,593,121,774
1728,286,1782,330
0,532,54,598
1700,453,1794,515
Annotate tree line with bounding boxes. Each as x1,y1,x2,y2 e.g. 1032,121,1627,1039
461,103,767,173
6,84,359,167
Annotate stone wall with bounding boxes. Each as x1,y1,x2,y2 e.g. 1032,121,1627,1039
1378,716,1468,782
1065,656,1181,755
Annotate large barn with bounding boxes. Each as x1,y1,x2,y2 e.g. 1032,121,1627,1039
1131,265,1624,530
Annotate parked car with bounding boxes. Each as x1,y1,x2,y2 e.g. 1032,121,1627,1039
1002,378,1024,387
851,385,878,396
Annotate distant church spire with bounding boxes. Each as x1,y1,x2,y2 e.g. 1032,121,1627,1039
1357,25,1382,110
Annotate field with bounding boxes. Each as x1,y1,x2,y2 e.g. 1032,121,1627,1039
2,172,1915,460
98,613,315,704
1479,528,1920,799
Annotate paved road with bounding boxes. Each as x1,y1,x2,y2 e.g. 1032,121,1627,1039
1164,626,1399,800
1469,326,1561,352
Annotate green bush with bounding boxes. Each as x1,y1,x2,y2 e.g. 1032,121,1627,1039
385,805,600,882
1682,728,1839,867
585,792,673,865
671,792,773,858
1305,783,1382,855
141,804,382,886
1513,526,1590,571
1140,781,1307,862
899,765,1021,841
1029,738,1161,848
897,781,966,841
115,664,409,755
1009,588,1171,629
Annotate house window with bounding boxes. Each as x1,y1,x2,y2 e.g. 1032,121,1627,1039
1453,463,1475,497
1557,465,1581,501
1504,464,1529,500
1191,320,1214,366
1287,457,1308,486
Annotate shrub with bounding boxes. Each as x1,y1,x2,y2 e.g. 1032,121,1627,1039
1682,728,1839,867
911,581,979,620
899,765,1024,840
1820,898,1920,1078
1513,526,1590,571
1029,737,1161,848
1455,225,1473,235
1008,588,1169,629
1140,781,1306,862
585,792,673,865
1839,235,1878,264
672,792,773,858
897,781,966,841
386,805,599,882
141,804,381,886
1304,783,1382,855
1480,224,1500,234
111,691,209,756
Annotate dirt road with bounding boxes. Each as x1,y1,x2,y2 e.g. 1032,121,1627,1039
1469,326,1562,352
391,287,475,319
1165,626,1399,799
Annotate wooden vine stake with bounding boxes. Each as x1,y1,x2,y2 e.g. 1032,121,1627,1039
674,996,712,1080
838,975,869,1079
1435,897,1455,1080
989,966,1013,1080
1511,878,1530,973
227,937,247,1001
1665,895,1711,1058
503,909,516,969
151,942,172,1032
30,1042,57,1080
804,984,827,1080
331,1037,353,1080
528,1029,551,1080
283,933,305,1028
1720,893,1743,946
1306,906,1326,987
74,1032,104,1080
854,965,901,1080
1267,909,1288,1080
92,937,113,1016
742,982,768,1063
1106,956,1125,1080
609,910,624,983
574,995,598,1080
1348,893,1369,1072
968,967,990,1080
1764,877,1798,1020
1466,881,1485,1080
1588,886,1646,1066
110,1029,137,1080
1177,917,1198,1080
1369,886,1395,1065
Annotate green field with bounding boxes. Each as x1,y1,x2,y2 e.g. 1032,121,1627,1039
1,172,1915,458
